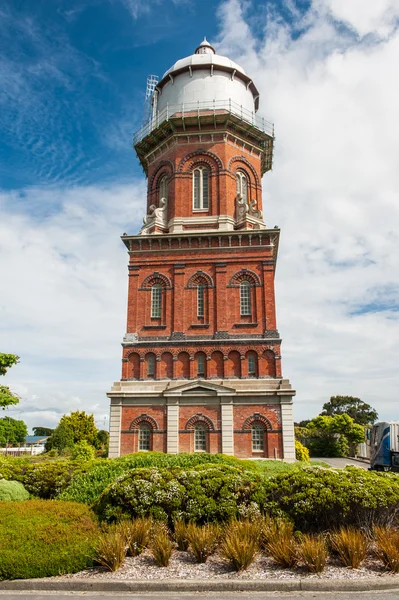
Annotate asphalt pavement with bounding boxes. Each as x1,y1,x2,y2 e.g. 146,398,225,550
312,457,370,469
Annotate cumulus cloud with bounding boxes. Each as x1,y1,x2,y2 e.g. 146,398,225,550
216,0,399,420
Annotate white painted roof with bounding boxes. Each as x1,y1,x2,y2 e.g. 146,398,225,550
162,51,246,80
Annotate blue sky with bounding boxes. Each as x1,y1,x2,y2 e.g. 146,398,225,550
1,0,399,433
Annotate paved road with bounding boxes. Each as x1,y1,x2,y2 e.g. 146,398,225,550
0,592,398,599
312,457,370,469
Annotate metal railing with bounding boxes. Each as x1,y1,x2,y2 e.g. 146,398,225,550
133,99,274,144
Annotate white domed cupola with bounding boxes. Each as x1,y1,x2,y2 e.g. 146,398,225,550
195,37,216,55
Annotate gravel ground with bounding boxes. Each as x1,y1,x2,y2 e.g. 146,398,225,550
60,551,399,582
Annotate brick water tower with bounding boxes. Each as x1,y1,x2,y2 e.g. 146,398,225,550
107,39,296,459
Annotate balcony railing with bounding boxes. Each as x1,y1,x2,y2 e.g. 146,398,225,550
133,99,274,145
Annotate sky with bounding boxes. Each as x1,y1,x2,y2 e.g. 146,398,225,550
1,0,399,434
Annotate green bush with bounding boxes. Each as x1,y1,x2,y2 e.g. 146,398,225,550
0,479,29,501
60,452,256,505
0,457,93,499
94,464,265,525
0,500,100,579
264,466,399,532
295,440,310,462
71,441,96,462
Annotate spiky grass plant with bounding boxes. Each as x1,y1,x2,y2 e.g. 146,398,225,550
120,517,153,557
150,526,173,567
265,520,298,568
173,520,190,552
373,526,399,573
186,523,222,563
95,525,127,572
330,527,368,569
298,534,328,573
220,520,260,571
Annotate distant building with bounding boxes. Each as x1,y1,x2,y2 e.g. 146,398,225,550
108,39,295,459
24,436,49,448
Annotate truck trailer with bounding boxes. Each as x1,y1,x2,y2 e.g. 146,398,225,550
370,421,399,471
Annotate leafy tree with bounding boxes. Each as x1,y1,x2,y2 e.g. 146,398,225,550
0,416,28,446
321,395,378,426
46,411,98,453
0,353,20,409
305,414,365,458
32,427,54,436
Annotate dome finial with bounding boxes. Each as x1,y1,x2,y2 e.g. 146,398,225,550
195,37,215,55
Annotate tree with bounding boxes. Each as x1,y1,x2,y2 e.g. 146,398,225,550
305,414,365,458
0,353,20,409
321,395,378,426
32,427,54,436
0,416,28,447
46,411,98,453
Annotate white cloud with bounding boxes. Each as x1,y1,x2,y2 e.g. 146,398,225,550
0,183,144,432
216,0,399,421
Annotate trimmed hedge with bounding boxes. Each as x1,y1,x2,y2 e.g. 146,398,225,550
0,479,29,501
0,500,100,579
94,464,264,524
263,466,399,531
60,452,256,505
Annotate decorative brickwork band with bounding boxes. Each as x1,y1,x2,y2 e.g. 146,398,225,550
242,413,272,431
140,272,173,290
229,269,262,287
129,414,159,431
185,413,216,431
186,271,214,288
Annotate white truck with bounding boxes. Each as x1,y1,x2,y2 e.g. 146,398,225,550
370,421,399,471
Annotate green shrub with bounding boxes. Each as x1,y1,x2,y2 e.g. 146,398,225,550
60,452,256,506
0,479,29,501
0,500,100,579
94,464,264,525
264,466,399,532
71,441,96,462
295,440,310,462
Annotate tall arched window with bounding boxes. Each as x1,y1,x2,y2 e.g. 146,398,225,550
252,424,264,451
159,175,168,202
197,283,205,317
193,167,209,210
248,352,257,376
139,424,151,451
194,423,207,452
147,354,155,378
240,281,251,316
197,353,206,377
151,284,162,318
236,171,248,203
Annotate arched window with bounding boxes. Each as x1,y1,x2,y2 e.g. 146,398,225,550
197,353,206,377
252,424,264,451
147,354,155,378
248,352,257,376
138,424,151,451
159,175,168,203
236,171,248,203
194,423,207,452
151,284,162,318
197,283,205,317
193,167,209,210
240,281,251,316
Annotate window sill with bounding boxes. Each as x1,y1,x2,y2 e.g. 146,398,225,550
192,209,210,213
143,325,167,330
190,324,210,329
234,323,258,328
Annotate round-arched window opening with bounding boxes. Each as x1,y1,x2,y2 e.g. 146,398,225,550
194,423,207,452
139,424,151,451
251,424,264,452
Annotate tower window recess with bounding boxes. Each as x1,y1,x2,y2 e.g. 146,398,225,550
194,424,207,452
236,171,248,203
138,424,151,451
252,425,264,451
197,283,205,317
159,175,168,202
197,354,205,377
151,284,162,318
147,355,155,378
248,353,257,376
193,167,209,210
240,281,251,316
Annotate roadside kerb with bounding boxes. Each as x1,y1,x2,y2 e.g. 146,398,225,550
0,578,399,592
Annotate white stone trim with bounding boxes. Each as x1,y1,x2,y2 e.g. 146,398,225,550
280,397,295,462
221,401,234,455
167,402,179,454
108,404,122,458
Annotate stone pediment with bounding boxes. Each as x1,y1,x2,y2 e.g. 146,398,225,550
163,380,236,397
